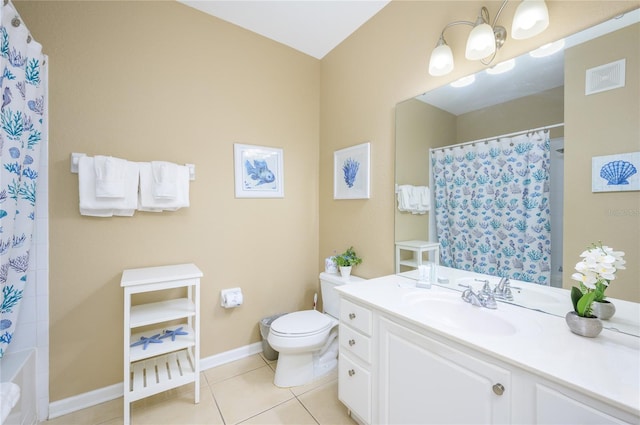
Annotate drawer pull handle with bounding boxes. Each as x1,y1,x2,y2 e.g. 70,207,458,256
492,383,505,396
348,369,356,377
348,339,356,346
349,313,356,320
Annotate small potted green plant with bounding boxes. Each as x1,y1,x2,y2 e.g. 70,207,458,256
335,246,362,278
566,242,626,337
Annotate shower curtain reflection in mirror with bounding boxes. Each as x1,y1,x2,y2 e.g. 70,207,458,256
431,130,552,285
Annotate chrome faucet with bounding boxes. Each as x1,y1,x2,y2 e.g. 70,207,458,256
493,277,514,301
480,279,492,296
461,287,497,309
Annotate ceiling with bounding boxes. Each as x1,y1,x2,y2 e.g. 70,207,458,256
178,0,391,59
176,2,638,113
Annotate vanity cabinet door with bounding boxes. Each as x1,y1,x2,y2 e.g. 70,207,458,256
378,317,511,424
534,383,634,424
339,352,371,424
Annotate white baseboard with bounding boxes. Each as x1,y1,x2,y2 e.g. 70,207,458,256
48,342,264,419
48,383,123,419
200,341,263,371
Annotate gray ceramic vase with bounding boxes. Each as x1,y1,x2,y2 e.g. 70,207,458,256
565,311,603,338
592,300,616,320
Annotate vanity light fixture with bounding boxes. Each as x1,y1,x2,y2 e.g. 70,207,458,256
428,0,549,77
511,0,550,39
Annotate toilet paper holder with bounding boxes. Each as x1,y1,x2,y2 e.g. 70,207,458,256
221,287,243,308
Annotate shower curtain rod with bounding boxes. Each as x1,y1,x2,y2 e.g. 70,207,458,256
429,123,564,153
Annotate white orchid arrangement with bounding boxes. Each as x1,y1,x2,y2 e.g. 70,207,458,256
570,242,626,317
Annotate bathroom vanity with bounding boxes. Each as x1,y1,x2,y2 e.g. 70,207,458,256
336,274,640,424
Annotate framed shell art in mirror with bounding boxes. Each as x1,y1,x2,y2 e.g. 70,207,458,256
334,142,370,200
234,143,284,198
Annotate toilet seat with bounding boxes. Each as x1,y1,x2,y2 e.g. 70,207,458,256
270,310,333,337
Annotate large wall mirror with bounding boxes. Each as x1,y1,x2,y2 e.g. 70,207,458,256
395,10,639,335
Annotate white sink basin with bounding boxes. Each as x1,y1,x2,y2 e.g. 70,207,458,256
403,291,519,336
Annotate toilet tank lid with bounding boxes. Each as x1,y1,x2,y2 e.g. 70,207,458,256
319,272,365,285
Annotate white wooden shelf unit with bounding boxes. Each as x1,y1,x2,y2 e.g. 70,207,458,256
121,263,203,425
395,240,440,273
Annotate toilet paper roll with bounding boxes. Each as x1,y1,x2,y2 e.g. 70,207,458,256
222,289,243,308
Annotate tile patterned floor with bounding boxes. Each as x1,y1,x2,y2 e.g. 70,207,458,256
42,354,356,425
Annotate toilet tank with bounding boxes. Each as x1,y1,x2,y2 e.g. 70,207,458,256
320,272,365,318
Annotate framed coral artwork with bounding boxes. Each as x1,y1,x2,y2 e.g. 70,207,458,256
334,142,370,199
234,144,284,198
592,151,639,192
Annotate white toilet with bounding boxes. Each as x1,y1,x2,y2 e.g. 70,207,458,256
267,272,365,387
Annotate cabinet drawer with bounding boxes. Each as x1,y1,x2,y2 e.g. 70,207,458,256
340,299,372,335
340,324,371,364
339,353,371,424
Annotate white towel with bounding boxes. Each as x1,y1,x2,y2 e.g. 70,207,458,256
151,161,178,199
416,186,430,213
1,382,20,424
78,157,139,217
138,162,190,212
94,155,127,198
397,185,413,212
397,185,430,214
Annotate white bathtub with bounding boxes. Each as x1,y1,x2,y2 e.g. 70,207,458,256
0,349,37,425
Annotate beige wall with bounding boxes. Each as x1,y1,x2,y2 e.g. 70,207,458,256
16,1,320,401
564,23,640,302
456,86,565,142
394,99,455,243
14,0,640,403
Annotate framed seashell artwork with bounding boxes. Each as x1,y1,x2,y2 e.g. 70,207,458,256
234,143,284,198
334,142,371,199
592,151,639,192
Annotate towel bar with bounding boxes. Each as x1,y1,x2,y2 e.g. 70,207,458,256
70,153,196,181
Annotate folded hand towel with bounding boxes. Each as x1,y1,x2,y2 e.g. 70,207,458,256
151,161,178,199
138,162,190,212
397,185,430,214
415,186,430,214
397,185,413,212
79,157,139,217
94,155,127,198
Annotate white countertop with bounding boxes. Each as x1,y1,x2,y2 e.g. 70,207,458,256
336,273,640,417
401,266,640,336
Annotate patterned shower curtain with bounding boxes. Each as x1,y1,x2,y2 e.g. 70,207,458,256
0,1,46,357
432,130,551,285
